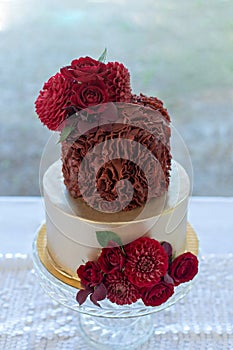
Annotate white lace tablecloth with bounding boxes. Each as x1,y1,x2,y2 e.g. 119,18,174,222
0,253,232,350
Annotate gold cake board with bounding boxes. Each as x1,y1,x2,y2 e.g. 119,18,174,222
36,223,199,290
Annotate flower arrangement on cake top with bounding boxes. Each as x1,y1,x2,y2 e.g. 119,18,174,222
35,50,132,131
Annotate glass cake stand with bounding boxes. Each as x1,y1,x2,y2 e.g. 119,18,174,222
32,229,198,350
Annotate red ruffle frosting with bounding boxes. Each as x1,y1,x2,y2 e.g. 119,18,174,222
62,98,171,212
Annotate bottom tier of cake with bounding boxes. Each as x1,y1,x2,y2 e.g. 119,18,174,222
42,159,190,279
36,222,199,290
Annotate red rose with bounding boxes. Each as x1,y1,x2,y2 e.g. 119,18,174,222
98,246,125,274
70,80,109,110
105,271,140,305
77,261,103,288
60,57,131,103
141,281,174,307
170,252,198,286
60,56,106,82
35,73,73,131
124,237,168,287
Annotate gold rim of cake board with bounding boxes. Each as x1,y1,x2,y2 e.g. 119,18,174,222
36,223,199,290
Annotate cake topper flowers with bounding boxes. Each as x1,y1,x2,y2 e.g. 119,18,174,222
35,49,131,134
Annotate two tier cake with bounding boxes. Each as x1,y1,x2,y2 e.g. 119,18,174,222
35,52,198,307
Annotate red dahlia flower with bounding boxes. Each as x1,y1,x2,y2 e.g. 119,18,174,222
35,73,73,131
124,237,168,287
105,271,140,305
105,62,131,102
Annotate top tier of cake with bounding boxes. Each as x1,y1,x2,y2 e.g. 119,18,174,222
61,102,171,212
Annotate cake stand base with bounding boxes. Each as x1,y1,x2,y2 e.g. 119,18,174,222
78,313,153,349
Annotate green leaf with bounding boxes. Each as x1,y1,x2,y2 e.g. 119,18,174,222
58,125,74,143
96,230,123,248
98,48,107,63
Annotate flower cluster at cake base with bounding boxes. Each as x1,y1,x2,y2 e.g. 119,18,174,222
76,232,198,307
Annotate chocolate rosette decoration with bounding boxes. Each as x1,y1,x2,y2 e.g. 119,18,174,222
62,100,171,213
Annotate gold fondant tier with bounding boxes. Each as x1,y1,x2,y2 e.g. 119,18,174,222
36,223,199,290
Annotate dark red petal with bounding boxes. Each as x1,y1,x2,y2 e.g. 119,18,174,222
164,272,174,285
92,283,107,301
161,242,173,257
76,288,92,305
90,294,101,307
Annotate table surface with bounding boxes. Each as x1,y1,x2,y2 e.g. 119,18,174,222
0,196,233,255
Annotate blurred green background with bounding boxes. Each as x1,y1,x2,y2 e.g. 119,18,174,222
0,0,232,196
